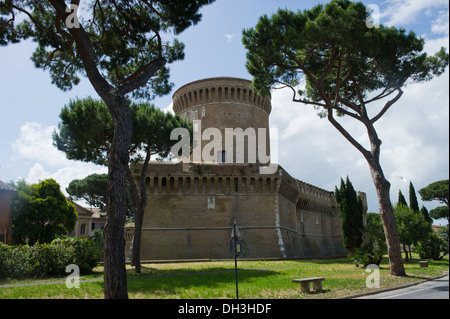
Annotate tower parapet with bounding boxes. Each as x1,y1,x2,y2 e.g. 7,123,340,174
173,77,272,165
173,77,271,116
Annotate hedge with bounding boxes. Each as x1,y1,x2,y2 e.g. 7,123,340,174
0,238,101,279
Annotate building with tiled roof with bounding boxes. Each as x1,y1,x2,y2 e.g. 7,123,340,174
0,180,16,245
69,203,107,239
0,180,16,192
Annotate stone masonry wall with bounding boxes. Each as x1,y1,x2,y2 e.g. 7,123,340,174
135,162,347,260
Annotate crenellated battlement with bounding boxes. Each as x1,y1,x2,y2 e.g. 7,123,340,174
144,174,280,195
134,162,336,211
172,77,271,115
136,162,279,195
296,180,334,202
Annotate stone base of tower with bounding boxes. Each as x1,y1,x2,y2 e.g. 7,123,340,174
134,162,348,261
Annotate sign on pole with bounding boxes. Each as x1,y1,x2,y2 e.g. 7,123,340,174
230,221,241,299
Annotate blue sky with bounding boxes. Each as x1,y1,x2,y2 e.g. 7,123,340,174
0,0,448,224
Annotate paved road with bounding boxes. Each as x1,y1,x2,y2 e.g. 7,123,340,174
357,275,449,299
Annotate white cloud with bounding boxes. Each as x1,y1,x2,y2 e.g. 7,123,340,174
224,33,238,42
270,88,367,188
266,15,449,216
162,102,174,114
24,162,106,196
11,122,106,195
269,64,449,215
12,122,67,167
431,10,450,35
382,0,449,26
26,163,49,183
378,65,449,186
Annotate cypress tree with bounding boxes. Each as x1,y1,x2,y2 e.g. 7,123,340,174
335,176,364,253
409,182,420,212
398,190,408,207
420,206,433,224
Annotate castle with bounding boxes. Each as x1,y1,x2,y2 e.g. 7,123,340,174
133,77,366,260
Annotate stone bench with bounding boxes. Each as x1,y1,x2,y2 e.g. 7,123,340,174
419,261,429,268
292,277,325,293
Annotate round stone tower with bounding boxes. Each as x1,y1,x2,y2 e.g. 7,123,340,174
172,77,272,165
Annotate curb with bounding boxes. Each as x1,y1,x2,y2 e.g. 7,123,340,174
336,273,449,299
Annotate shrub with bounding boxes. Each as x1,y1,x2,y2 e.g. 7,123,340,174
0,244,35,278
52,238,101,274
414,232,448,261
0,238,101,279
353,244,384,267
89,229,104,262
0,243,11,278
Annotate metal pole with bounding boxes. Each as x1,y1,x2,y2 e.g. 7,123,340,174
233,221,239,299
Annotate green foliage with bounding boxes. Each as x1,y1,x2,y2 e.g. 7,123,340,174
414,232,448,261
66,173,135,220
352,213,386,267
1,258,449,299
353,244,384,267
335,176,364,252
52,238,101,274
89,229,104,262
243,0,449,102
419,180,449,203
1,1,215,97
439,225,449,241
53,97,113,166
10,179,77,245
429,206,450,222
398,190,408,207
243,0,447,276
66,173,108,213
2,0,215,297
129,100,193,163
53,97,193,166
419,180,449,223
420,205,433,225
0,238,101,279
394,203,433,260
364,213,387,253
409,182,419,212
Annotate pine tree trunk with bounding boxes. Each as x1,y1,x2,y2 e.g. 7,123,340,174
49,6,164,296
103,97,132,299
131,149,151,274
403,244,409,262
132,207,144,273
326,112,406,276
367,157,407,276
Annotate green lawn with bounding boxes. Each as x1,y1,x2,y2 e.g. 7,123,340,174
0,256,448,299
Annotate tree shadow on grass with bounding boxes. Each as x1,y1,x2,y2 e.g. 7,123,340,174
288,257,353,265
127,264,240,278
126,268,277,298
